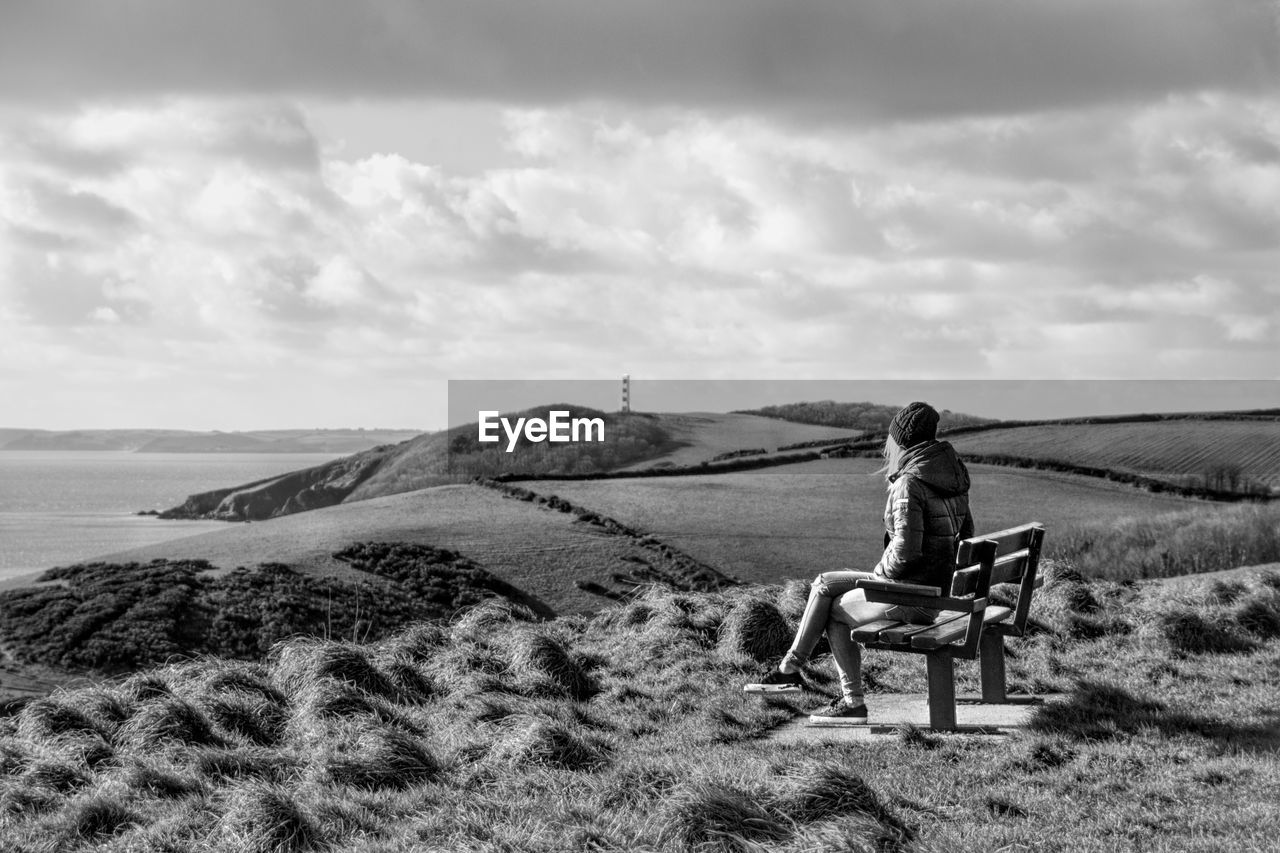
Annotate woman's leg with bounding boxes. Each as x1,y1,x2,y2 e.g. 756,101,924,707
824,589,897,704
779,570,875,673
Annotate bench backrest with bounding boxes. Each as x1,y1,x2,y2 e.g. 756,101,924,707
950,522,1046,634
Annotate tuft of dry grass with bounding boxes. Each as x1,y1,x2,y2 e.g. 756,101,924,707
718,595,793,663
450,598,540,642
118,697,223,750
320,725,440,790
16,697,103,741
488,716,612,772
510,631,596,701
204,693,291,746
197,663,288,705
781,762,914,846
271,640,398,700
23,760,90,794
656,779,791,852
195,746,299,784
214,782,322,853
57,794,137,843
383,622,449,662
125,762,205,799
1153,609,1258,655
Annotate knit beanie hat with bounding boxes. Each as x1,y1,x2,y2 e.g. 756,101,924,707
889,401,940,448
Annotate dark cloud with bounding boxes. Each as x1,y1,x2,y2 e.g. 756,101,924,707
0,1,1274,118
25,181,138,233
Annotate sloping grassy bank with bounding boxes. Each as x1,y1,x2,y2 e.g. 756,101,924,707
1,562,1278,851
1048,502,1280,582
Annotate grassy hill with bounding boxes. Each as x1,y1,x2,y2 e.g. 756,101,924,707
0,565,1277,851
947,419,1280,495
101,484,737,617
78,456,1278,626
157,409,857,522
734,400,995,433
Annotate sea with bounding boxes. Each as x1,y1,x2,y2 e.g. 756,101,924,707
0,451,343,584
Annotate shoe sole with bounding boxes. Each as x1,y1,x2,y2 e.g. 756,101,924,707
807,715,869,726
742,684,802,694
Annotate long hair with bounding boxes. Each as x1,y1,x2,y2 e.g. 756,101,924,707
873,434,904,483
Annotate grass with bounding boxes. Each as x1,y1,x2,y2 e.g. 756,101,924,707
1,562,1278,851
529,456,1211,585
1049,502,1280,581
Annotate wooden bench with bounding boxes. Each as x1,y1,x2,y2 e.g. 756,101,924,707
849,522,1047,731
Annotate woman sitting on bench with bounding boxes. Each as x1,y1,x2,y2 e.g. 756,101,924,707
744,401,975,723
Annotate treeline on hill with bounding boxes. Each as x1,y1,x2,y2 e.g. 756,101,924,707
0,544,546,674
445,406,677,478
735,401,995,432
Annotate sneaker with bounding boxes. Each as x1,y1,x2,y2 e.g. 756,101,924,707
807,698,869,725
743,668,805,694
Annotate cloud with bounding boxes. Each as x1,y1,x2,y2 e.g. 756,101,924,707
0,1,1274,120
1,91,1278,428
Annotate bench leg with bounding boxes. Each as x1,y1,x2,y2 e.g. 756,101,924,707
925,654,956,731
979,633,1007,703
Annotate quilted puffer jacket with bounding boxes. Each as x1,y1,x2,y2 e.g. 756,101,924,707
872,439,975,589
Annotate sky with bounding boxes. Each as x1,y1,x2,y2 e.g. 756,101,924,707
1,1,1278,430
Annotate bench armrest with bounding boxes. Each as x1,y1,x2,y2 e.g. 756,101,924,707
854,579,941,597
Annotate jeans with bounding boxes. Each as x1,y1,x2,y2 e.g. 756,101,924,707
780,570,938,702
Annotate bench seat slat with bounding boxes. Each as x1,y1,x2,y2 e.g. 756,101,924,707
850,619,903,642
909,606,1014,650
879,613,966,644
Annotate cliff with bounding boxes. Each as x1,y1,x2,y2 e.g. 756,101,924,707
158,444,402,521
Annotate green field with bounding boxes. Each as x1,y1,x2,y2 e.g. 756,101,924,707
948,419,1280,492
528,457,1208,584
